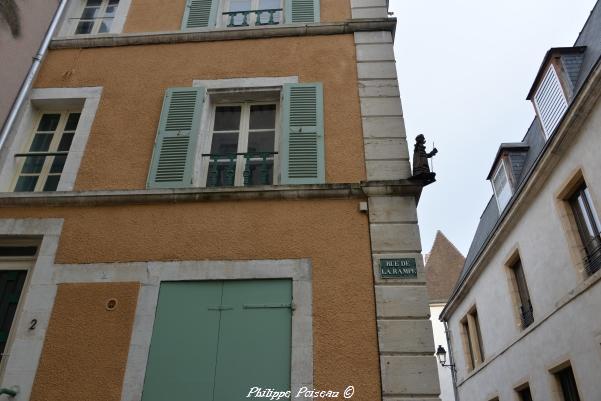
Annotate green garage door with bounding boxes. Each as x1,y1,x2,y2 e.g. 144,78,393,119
142,279,292,401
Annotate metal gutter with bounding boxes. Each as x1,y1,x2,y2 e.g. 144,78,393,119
0,0,69,152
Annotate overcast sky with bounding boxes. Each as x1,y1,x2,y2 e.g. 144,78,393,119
389,0,598,255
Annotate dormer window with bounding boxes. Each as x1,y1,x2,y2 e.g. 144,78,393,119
533,65,568,137
492,161,512,212
487,144,528,213
527,47,586,138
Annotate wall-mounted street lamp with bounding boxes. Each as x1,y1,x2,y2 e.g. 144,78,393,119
436,345,455,370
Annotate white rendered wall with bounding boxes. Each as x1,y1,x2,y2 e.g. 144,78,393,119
431,304,455,401
446,97,601,401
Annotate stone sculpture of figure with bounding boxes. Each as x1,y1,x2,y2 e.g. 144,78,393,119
411,134,438,185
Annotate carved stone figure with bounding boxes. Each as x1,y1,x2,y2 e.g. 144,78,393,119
410,134,437,185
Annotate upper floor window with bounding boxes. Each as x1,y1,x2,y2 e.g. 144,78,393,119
460,307,484,371
147,83,324,189
516,384,533,401
221,0,282,27
181,0,319,30
569,183,601,275
73,0,120,35
492,161,512,212
534,65,569,137
554,365,581,401
13,112,80,192
508,256,534,328
204,103,278,187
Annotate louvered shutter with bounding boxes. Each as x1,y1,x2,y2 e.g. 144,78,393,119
147,87,205,189
182,0,218,29
281,83,324,184
534,65,568,137
285,0,320,23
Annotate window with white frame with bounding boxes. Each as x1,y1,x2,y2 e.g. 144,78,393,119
204,102,278,187
492,161,512,212
13,112,80,192
220,0,283,27
71,0,120,34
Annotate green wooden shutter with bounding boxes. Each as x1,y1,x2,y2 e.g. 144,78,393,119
182,0,218,29
142,282,223,401
281,83,325,184
213,280,292,400
285,0,320,23
147,87,205,189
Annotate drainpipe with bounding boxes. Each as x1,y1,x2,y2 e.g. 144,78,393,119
443,320,460,401
0,0,69,152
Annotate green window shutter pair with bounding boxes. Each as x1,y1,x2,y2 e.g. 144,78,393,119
142,280,292,401
147,83,324,188
181,0,319,28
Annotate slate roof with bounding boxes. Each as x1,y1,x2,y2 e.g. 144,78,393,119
425,231,465,303
450,0,601,300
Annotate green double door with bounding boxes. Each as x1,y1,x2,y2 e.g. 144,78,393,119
142,279,292,401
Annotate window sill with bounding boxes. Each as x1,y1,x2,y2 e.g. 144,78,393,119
49,18,396,50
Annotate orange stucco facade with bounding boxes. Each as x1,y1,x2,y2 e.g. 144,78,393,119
123,0,351,33
2,199,381,401
30,282,140,401
9,25,377,395
0,1,415,400
35,35,366,190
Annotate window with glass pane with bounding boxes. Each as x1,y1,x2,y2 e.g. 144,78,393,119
14,112,80,192
74,0,119,35
206,103,277,187
555,366,581,401
570,183,601,275
461,307,484,371
517,386,533,401
222,0,282,27
493,162,512,211
510,257,534,328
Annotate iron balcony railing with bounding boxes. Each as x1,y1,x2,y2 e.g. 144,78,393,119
203,152,277,187
583,236,601,276
223,8,282,27
519,300,534,329
14,151,68,158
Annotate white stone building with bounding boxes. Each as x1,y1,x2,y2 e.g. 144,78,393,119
425,231,465,401
440,2,601,401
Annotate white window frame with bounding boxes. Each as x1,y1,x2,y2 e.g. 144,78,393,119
11,111,81,193
58,0,132,37
217,0,284,28
203,101,280,187
192,76,298,187
0,87,102,193
492,160,513,212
